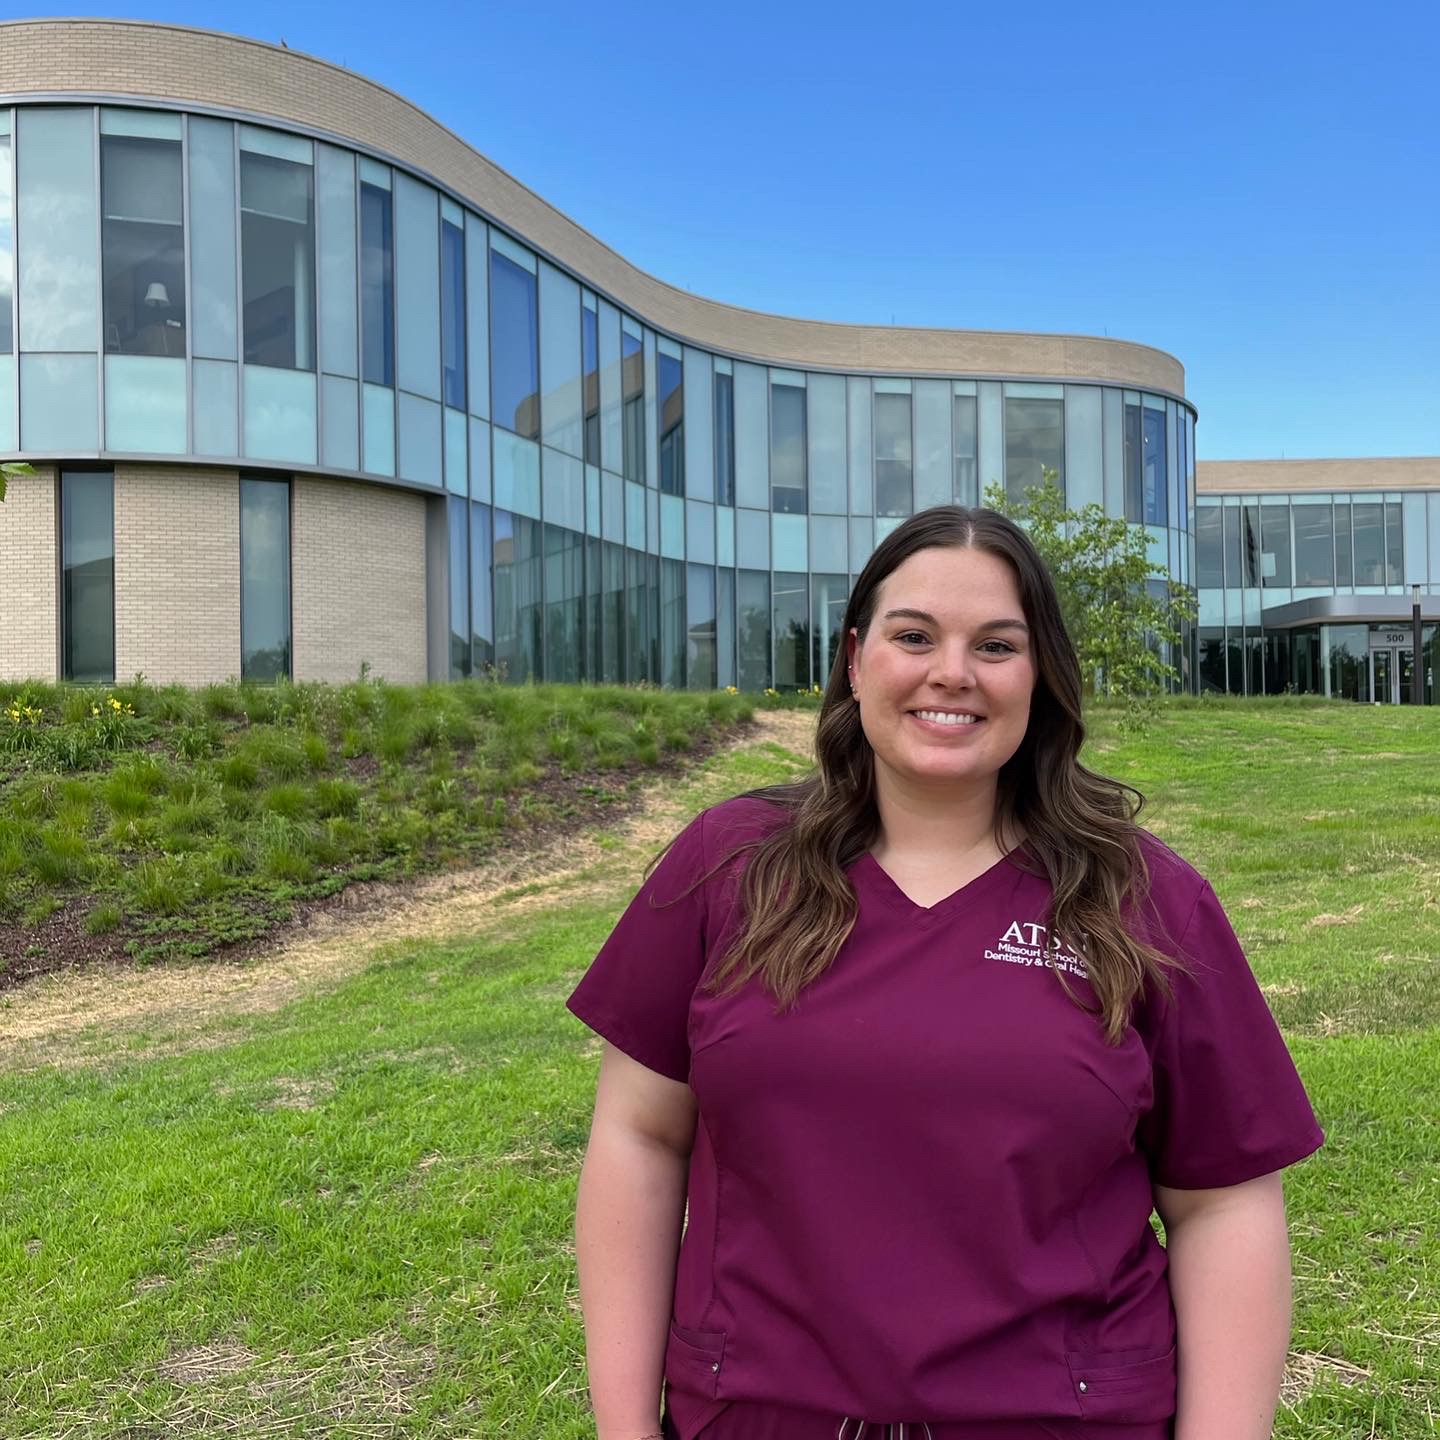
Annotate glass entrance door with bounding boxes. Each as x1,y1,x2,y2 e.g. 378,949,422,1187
1370,648,1393,703
1398,647,1416,704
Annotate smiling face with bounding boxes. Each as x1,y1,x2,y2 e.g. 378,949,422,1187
847,543,1037,807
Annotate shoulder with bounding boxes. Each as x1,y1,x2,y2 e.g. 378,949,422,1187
651,793,791,883
702,792,794,853
1128,828,1213,949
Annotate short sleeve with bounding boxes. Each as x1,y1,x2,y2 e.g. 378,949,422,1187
1136,880,1325,1189
565,809,710,1083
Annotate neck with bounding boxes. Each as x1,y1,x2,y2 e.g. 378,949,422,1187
870,767,1006,863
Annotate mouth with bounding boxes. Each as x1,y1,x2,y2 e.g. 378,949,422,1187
908,708,985,729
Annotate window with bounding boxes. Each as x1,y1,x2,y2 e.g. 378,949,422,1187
1334,503,1353,586
0,132,11,353
359,180,393,385
687,562,716,690
659,350,685,496
441,218,466,411
241,150,315,370
771,382,806,514
737,569,771,691
62,472,115,684
582,304,600,466
1004,398,1063,502
661,557,686,688
1353,503,1384,584
622,328,644,483
953,394,977,503
714,370,735,506
602,541,624,683
470,501,494,674
1261,503,1291,586
240,477,292,680
773,571,810,689
1385,502,1403,585
874,392,912,517
544,523,584,683
101,131,185,358
1142,406,1167,526
490,247,539,439
1123,400,1143,522
449,495,470,678
1196,504,1224,587
492,508,542,681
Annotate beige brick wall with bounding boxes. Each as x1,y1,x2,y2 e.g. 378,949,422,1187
113,466,240,685
0,19,1185,393
291,476,427,683
0,466,58,683
1198,457,1440,494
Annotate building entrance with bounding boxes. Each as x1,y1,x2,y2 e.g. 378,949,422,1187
1366,646,1414,703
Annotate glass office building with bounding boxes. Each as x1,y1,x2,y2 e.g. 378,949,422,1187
1195,462,1440,703
0,19,1249,696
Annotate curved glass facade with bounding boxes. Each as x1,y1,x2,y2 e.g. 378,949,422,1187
0,99,1197,691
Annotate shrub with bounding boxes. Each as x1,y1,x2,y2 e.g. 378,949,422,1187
85,900,123,935
217,753,259,790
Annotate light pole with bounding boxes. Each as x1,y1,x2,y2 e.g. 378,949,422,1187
1414,584,1425,705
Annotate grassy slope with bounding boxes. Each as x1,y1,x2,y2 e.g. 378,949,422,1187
0,699,1435,1436
0,678,753,978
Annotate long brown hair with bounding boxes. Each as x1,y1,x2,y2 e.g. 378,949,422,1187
659,505,1185,1043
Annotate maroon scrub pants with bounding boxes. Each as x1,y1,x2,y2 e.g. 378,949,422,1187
663,1399,1175,1440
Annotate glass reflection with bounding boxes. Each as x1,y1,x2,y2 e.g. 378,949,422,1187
241,151,315,370
771,383,806,514
490,251,539,439
622,330,644,483
441,219,466,411
582,306,600,466
240,477,291,680
659,352,685,496
101,133,186,358
360,180,394,386
0,135,11,354
874,392,912,517
62,471,115,684
714,370,735,507
1004,398,1063,502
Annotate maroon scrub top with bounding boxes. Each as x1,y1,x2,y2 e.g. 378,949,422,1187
566,795,1324,1437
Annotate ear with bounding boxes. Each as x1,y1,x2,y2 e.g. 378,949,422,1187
846,627,859,670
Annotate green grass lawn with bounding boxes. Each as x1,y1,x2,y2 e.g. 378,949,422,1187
0,698,1435,1436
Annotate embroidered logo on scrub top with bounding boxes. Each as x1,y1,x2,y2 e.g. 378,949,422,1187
984,920,1089,979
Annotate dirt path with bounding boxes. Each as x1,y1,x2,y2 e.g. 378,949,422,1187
0,709,817,1072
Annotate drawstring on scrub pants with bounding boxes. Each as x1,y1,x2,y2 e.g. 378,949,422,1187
837,1423,934,1440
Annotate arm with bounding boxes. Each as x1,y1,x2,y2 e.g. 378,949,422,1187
1154,1172,1293,1440
575,1042,699,1440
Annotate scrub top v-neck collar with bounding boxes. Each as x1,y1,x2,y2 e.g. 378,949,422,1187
852,844,1031,928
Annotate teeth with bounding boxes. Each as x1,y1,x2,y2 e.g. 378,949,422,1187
915,711,979,726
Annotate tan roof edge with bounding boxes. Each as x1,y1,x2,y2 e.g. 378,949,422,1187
0,18,1187,394
1197,457,1440,493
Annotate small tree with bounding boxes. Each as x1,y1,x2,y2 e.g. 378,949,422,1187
983,470,1195,718
0,461,37,503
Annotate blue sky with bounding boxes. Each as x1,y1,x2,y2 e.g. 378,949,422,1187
11,0,1438,459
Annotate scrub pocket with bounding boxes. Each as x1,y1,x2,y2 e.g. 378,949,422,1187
1063,1345,1177,1422
663,1321,730,1439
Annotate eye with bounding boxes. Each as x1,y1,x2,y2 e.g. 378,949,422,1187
979,640,1017,656
895,631,930,646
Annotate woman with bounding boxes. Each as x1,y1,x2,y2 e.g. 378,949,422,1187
567,506,1323,1440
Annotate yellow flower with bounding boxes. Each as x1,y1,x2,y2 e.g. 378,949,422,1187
91,705,101,717
109,697,122,710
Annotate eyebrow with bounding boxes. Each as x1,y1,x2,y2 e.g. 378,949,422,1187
881,608,1030,634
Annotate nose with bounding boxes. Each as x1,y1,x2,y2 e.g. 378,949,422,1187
928,639,975,690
